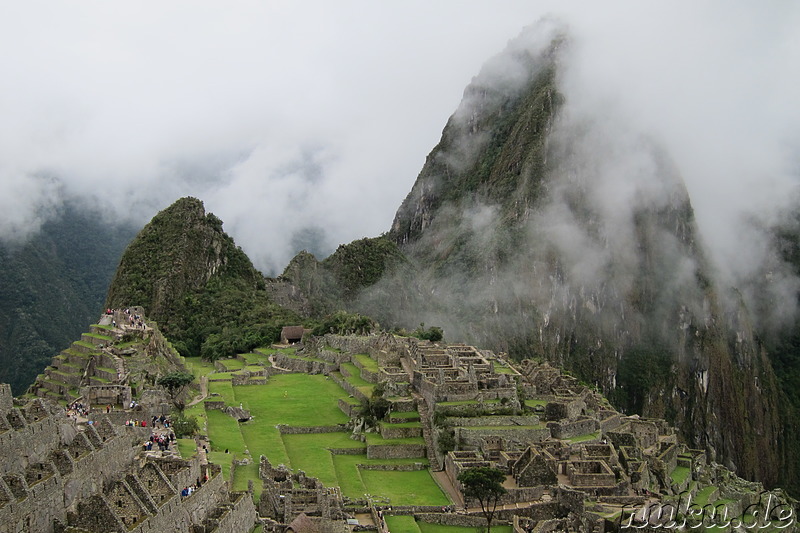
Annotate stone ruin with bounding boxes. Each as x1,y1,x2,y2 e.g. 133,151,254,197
1,377,255,533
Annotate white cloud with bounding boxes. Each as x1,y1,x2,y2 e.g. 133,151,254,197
0,1,798,284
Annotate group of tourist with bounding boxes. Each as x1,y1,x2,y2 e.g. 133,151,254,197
124,419,154,427
151,414,172,428
104,307,146,329
143,431,175,452
181,475,209,498
66,401,90,420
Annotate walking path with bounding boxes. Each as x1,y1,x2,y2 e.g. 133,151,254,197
432,470,464,509
268,355,292,372
186,376,209,408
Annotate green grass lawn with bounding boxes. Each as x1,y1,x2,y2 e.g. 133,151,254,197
360,469,450,506
240,352,271,365
694,485,718,506
234,374,350,426
206,408,247,455
232,461,261,499
184,357,220,378
282,432,365,487
524,399,548,408
391,411,420,419
385,516,421,533
84,332,113,341
207,380,236,404
418,524,512,533
332,455,429,499
418,523,511,533
567,431,601,443
239,418,290,468
354,353,379,373
208,451,234,480
340,363,375,396
177,438,197,458
493,362,516,374
670,465,690,486
184,403,208,429
218,358,245,371
232,375,351,469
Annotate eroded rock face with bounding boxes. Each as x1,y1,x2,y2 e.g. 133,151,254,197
378,26,785,487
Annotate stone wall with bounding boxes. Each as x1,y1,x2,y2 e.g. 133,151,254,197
359,463,427,471
379,423,422,440
547,417,599,440
330,372,367,402
447,415,540,427
366,444,426,460
211,491,258,533
273,354,337,375
0,406,63,474
413,513,487,528
455,426,550,449
338,398,360,418
0,384,13,412
388,398,416,413
544,398,585,421
328,447,367,455
277,425,348,434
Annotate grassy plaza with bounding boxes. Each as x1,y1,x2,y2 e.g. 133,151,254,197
183,354,450,507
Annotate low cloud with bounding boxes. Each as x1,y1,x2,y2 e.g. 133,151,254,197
0,2,797,292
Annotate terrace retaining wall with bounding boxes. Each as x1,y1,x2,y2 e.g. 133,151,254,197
414,513,488,527
277,425,348,434
359,463,427,471
366,444,426,460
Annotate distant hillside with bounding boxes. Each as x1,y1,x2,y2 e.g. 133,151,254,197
105,197,303,360
0,205,135,394
279,236,408,317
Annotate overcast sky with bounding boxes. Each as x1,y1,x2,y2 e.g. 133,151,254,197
1,1,798,276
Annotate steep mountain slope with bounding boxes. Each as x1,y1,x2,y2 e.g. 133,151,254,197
0,206,134,394
283,25,790,490
105,197,302,359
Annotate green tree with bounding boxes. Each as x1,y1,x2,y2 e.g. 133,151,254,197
457,467,507,533
170,409,199,437
157,371,194,409
412,323,444,342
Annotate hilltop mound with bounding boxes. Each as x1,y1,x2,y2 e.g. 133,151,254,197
106,197,302,359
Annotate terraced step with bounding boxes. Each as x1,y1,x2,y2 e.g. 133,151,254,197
379,420,423,439
39,377,72,396
71,340,102,355
388,411,420,423
45,368,82,388
81,332,113,347
93,366,118,382
90,324,116,336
